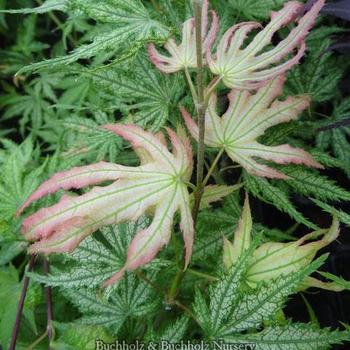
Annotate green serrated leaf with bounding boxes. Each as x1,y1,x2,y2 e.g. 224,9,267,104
224,322,350,349
243,172,317,229
17,0,170,73
217,255,327,336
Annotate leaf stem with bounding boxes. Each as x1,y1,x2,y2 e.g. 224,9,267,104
43,258,54,349
204,76,222,106
167,270,184,303
192,0,206,224
186,268,219,282
202,148,224,186
9,255,36,350
184,68,198,102
135,270,165,297
24,330,48,350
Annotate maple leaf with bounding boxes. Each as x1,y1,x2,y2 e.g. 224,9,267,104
181,75,322,179
207,0,325,89
16,125,194,285
148,0,218,73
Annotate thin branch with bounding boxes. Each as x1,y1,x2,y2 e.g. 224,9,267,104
192,0,206,224
186,268,219,282
9,255,36,350
43,258,54,349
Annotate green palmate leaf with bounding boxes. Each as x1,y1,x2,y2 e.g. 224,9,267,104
285,34,347,102
145,316,189,343
193,288,212,335
217,256,327,337
194,250,250,337
223,323,350,349
61,115,125,162
156,316,189,342
193,208,239,263
0,85,56,134
207,246,255,335
312,199,350,226
0,139,44,222
28,219,148,288
79,54,184,130
278,165,350,202
243,172,317,229
316,97,350,178
310,150,350,173
155,0,187,28
228,0,287,20
17,0,170,73
62,271,159,333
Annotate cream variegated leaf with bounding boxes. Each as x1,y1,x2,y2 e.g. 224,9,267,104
208,0,325,89
223,195,341,290
17,124,194,285
182,75,322,179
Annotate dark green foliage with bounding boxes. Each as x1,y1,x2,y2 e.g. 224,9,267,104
0,0,349,349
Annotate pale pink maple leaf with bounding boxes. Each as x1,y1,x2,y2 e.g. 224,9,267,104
18,124,195,285
181,75,323,178
207,0,325,89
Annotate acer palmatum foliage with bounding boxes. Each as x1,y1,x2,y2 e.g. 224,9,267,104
17,125,194,285
208,0,325,89
148,0,218,73
149,0,325,90
181,75,322,179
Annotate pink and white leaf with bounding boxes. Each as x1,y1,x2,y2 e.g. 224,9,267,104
16,161,163,216
18,124,194,285
207,0,325,89
182,76,322,179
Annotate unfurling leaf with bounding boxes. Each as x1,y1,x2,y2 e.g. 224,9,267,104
207,0,325,89
182,75,322,178
224,196,343,290
148,0,218,73
223,194,251,269
17,125,194,285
